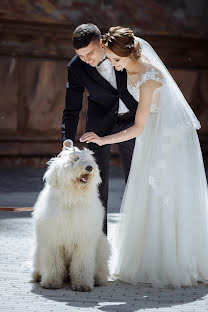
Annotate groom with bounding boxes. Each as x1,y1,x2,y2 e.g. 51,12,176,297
61,24,138,234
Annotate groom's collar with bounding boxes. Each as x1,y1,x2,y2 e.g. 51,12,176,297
97,56,107,67
83,61,117,92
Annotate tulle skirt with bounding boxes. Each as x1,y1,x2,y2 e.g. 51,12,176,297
111,113,208,288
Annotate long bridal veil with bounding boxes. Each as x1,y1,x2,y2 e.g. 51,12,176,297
137,37,200,130
111,37,208,287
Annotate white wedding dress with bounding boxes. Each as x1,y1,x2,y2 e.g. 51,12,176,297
111,42,208,288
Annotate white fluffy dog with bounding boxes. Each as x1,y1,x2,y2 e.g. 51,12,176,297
32,146,110,291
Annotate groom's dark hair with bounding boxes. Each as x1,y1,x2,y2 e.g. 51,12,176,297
72,24,101,50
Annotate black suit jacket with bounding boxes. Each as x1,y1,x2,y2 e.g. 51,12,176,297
61,55,138,142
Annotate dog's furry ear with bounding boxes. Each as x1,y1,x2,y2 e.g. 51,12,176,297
43,158,59,187
84,147,94,155
59,148,74,157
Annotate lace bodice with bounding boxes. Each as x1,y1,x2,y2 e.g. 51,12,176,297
127,65,164,113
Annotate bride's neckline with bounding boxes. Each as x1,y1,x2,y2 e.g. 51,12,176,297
126,57,151,76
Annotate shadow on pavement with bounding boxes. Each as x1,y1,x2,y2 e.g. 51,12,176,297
31,280,208,311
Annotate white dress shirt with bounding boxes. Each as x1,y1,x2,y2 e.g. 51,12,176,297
96,59,129,114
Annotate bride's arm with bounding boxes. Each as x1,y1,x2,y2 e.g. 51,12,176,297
80,79,162,145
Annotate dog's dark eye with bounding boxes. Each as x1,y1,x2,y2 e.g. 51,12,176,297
74,157,79,162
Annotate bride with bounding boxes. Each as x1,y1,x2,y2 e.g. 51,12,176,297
80,26,208,288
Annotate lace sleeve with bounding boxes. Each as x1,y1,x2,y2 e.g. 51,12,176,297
140,67,164,113
140,67,164,86
127,65,164,113
127,66,164,90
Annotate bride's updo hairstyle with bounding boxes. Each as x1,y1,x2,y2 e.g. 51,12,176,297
102,26,141,60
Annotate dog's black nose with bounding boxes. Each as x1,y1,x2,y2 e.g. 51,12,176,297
86,165,93,172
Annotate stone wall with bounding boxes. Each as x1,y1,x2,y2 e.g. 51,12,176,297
0,0,207,166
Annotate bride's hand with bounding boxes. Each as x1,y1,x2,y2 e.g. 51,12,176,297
80,132,104,146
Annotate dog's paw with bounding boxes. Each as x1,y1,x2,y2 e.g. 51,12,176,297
71,282,93,292
40,278,63,289
32,270,41,282
94,276,108,287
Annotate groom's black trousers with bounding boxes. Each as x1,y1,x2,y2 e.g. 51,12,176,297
89,114,135,235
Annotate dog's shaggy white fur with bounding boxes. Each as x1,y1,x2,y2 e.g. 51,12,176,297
32,147,110,291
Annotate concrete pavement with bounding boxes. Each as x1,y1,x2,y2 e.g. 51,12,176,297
1,166,208,311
